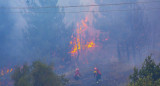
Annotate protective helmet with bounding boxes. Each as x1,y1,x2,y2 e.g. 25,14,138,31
94,67,97,70
76,68,79,70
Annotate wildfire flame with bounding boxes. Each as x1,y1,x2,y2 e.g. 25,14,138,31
1,68,13,76
7,69,9,73
10,68,13,72
86,41,96,48
69,17,96,58
69,15,109,64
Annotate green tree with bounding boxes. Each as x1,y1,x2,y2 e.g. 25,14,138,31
128,55,160,86
12,61,68,86
129,67,139,85
139,56,156,79
11,64,31,86
32,61,64,86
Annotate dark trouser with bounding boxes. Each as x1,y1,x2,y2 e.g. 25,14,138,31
96,74,101,82
74,75,80,80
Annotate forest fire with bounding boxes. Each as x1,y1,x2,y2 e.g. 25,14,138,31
69,17,97,60
86,41,96,48
1,68,13,76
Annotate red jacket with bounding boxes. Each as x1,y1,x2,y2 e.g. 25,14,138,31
97,69,101,75
75,70,81,76
94,69,101,77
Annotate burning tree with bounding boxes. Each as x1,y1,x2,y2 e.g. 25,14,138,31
68,16,109,65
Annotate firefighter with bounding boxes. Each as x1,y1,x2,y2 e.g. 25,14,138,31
74,68,81,80
93,67,101,83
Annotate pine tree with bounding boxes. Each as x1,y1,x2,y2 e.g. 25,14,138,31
129,55,160,86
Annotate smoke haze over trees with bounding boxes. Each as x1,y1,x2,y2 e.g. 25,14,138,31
0,0,160,86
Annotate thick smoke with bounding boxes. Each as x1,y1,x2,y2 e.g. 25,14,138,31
56,1,160,85
57,0,102,27
0,0,28,66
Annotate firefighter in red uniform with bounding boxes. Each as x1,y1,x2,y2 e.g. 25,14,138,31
93,67,101,83
74,68,81,80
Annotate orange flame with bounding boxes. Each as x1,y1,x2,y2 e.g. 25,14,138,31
70,41,72,44
7,69,9,73
69,17,96,59
1,68,14,76
86,41,96,48
10,68,13,72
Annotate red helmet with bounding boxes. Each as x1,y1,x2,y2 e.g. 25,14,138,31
94,67,97,70
76,68,79,70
